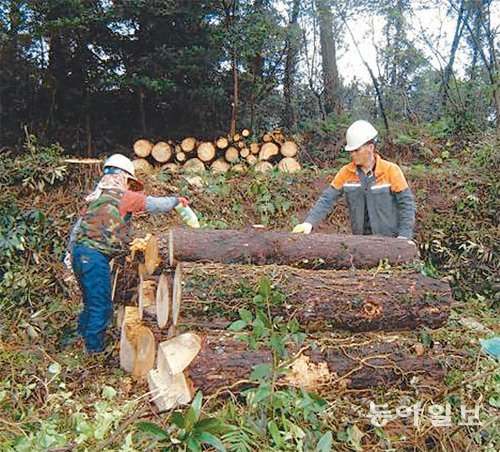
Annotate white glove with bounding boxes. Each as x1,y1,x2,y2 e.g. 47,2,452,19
397,236,416,246
63,252,73,271
292,222,313,234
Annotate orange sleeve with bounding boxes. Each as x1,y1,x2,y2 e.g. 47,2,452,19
389,164,409,192
330,165,350,190
119,190,147,216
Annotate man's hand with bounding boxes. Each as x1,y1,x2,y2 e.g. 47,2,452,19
177,196,190,207
292,222,313,234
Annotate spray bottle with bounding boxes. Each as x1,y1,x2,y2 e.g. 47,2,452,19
175,203,200,228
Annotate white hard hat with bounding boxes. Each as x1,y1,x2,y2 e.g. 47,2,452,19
345,120,378,151
103,154,143,190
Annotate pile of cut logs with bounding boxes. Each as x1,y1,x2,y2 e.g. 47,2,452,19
117,229,452,413
132,129,301,174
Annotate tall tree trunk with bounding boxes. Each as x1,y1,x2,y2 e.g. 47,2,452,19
248,0,265,130
316,0,342,116
283,0,300,130
230,47,238,135
454,0,499,127
343,18,390,135
441,0,467,104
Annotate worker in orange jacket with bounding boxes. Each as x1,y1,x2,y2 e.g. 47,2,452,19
293,120,415,239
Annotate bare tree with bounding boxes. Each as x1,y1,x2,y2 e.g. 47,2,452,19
316,0,342,116
454,0,499,126
283,0,301,130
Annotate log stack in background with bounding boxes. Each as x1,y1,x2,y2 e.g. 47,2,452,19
131,129,302,174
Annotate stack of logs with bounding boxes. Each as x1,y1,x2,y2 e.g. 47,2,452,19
118,229,452,412
132,129,301,174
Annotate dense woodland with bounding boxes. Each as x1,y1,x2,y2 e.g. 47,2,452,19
1,0,498,153
0,1,498,451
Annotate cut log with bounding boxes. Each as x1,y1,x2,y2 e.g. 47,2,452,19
259,142,279,161
168,230,175,267
197,142,216,162
249,142,260,154
225,146,239,163
216,137,229,149
120,307,156,377
172,263,183,326
211,158,231,173
254,161,274,172
246,154,258,165
183,158,205,173
138,277,156,320
154,229,419,269
133,139,153,158
116,305,125,328
232,163,247,173
180,137,197,153
63,158,102,164
161,163,179,172
175,151,186,163
232,133,241,142
280,141,299,158
157,332,202,374
262,132,272,142
156,274,170,328
180,264,452,332
148,369,194,412
138,263,147,278
272,130,286,144
132,158,153,172
239,147,250,158
145,235,160,275
278,157,301,173
241,128,251,138
151,141,172,163
186,334,445,394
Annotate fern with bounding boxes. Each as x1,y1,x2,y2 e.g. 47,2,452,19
222,425,261,452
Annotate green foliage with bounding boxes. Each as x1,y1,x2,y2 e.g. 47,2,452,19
137,391,232,451
0,137,69,312
0,203,66,309
0,134,68,193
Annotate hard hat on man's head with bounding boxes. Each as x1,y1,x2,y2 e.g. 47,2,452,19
345,120,378,151
103,154,143,190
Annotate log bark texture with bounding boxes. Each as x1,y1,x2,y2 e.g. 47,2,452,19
156,229,419,269
180,264,452,332
185,334,445,394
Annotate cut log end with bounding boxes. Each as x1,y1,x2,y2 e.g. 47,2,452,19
183,158,205,173
151,141,172,163
156,273,170,329
278,157,301,173
197,142,216,162
133,139,153,158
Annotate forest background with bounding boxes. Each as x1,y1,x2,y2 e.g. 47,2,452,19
1,0,498,152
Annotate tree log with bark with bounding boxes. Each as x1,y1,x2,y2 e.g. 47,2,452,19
179,263,452,332
186,333,445,394
155,229,419,269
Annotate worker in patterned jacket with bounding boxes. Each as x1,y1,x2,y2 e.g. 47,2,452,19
292,120,415,239
64,154,195,353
